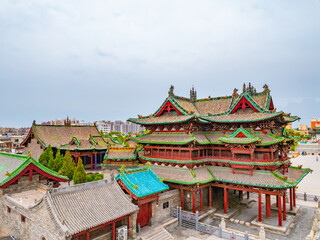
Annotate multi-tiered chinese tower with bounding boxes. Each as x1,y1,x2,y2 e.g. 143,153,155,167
128,84,310,226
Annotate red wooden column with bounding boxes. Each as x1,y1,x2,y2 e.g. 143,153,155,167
265,194,271,217
278,194,282,227
293,187,296,207
247,191,250,199
209,186,212,207
289,188,293,210
224,188,228,214
239,191,243,201
86,231,89,240
112,221,116,240
192,191,196,213
283,193,286,220
258,192,262,222
181,188,184,210
90,154,93,170
200,189,203,211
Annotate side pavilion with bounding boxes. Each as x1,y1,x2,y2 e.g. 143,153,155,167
21,121,109,170
116,163,169,228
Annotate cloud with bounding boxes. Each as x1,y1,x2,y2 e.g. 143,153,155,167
0,0,319,127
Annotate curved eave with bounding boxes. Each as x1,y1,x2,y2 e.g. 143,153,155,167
257,137,285,146
273,167,311,187
140,156,290,166
132,139,194,145
283,116,300,123
218,138,260,144
127,115,195,125
199,111,284,123
215,177,290,189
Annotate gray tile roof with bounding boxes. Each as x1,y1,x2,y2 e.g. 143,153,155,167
45,179,139,236
0,154,24,183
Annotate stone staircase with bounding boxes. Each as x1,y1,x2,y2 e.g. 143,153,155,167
140,226,174,240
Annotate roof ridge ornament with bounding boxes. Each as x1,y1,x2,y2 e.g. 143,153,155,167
263,84,270,94
232,88,239,98
168,85,174,97
190,85,197,102
243,82,257,95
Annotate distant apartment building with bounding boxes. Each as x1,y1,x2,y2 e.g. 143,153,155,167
95,121,111,134
95,120,144,134
41,118,93,126
40,118,143,134
297,125,309,136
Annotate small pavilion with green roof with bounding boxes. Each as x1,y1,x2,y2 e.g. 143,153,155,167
115,163,169,228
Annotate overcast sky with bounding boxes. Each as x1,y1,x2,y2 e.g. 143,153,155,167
1,0,319,128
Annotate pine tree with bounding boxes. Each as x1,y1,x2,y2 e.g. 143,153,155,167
38,145,53,167
58,150,65,170
59,150,75,182
73,157,87,185
48,148,63,172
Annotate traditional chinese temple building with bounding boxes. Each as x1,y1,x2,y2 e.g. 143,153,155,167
128,84,310,226
103,147,139,167
116,164,169,228
21,120,109,169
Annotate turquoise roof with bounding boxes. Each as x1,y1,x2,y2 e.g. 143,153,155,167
115,165,169,198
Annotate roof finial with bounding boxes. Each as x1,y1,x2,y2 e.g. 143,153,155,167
168,85,174,97
243,83,246,93
263,84,270,94
190,85,197,102
232,88,239,98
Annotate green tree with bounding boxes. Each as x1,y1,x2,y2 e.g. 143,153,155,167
73,157,87,185
48,148,64,172
38,145,53,167
59,150,75,183
48,148,61,172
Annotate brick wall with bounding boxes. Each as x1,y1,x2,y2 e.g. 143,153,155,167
154,189,180,223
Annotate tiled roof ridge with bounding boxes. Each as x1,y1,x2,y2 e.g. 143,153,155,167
48,179,112,196
33,123,97,128
0,151,28,160
173,90,267,103
141,155,291,166
199,111,284,123
44,193,69,236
